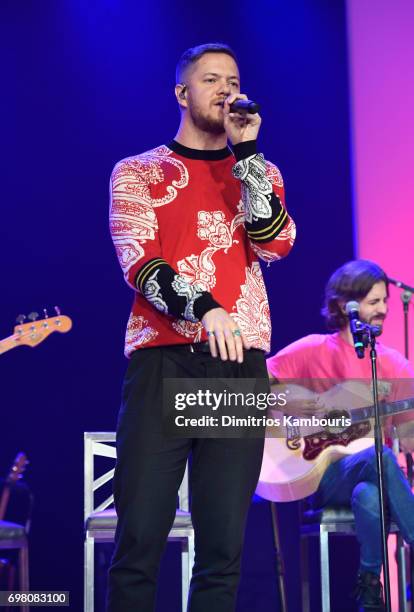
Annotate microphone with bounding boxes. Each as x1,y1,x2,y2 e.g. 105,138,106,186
345,301,366,359
229,99,260,114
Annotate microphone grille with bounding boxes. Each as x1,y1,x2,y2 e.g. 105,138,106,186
345,300,360,314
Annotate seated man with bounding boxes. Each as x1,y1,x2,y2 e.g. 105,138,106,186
266,259,414,611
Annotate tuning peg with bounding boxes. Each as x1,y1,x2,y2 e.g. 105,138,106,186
28,312,39,322
43,308,49,319
54,306,61,316
16,314,26,325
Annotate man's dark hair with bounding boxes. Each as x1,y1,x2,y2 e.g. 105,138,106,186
176,43,238,84
321,259,389,331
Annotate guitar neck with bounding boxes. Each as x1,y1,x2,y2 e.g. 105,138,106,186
352,397,414,423
0,486,10,521
0,335,20,355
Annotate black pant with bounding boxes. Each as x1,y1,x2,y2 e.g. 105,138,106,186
106,345,268,612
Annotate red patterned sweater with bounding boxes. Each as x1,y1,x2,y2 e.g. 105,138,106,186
109,139,296,356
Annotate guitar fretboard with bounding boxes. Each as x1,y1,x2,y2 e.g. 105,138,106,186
0,335,20,354
352,397,414,423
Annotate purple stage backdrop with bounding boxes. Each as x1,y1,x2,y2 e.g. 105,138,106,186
347,0,414,357
0,1,357,610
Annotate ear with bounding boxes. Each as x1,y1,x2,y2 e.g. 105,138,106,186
175,83,187,109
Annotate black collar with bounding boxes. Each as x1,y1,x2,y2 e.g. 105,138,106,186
166,139,232,161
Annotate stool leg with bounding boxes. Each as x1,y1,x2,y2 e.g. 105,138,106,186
320,528,330,612
396,534,408,612
84,535,94,612
181,539,189,612
270,502,288,612
19,544,29,612
181,534,194,612
301,535,310,612
8,562,15,591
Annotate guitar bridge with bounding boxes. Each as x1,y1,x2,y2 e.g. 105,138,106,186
303,421,372,460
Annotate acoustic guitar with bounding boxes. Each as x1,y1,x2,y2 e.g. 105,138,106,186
257,381,414,502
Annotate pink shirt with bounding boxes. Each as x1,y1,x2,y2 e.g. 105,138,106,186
267,332,414,425
268,333,413,380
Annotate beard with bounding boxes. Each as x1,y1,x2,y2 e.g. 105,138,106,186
188,103,225,135
365,315,386,335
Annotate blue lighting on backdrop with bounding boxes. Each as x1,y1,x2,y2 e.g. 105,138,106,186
0,1,353,609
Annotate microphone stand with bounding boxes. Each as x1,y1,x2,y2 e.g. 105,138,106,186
364,324,392,611
389,276,414,606
402,290,413,359
401,289,414,609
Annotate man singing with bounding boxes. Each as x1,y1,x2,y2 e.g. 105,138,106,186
108,43,295,611
267,260,414,611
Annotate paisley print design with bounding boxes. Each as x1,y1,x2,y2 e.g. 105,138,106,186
197,211,233,250
171,320,203,342
265,161,284,188
233,154,273,222
143,269,169,314
108,146,295,354
250,243,282,264
125,314,158,356
112,146,189,208
232,262,271,352
176,251,217,292
110,146,189,280
171,275,204,323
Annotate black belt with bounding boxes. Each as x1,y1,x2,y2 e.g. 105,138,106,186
189,341,211,353
135,343,263,355
184,342,263,355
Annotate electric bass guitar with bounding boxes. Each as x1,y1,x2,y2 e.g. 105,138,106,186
256,381,414,502
0,310,72,355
